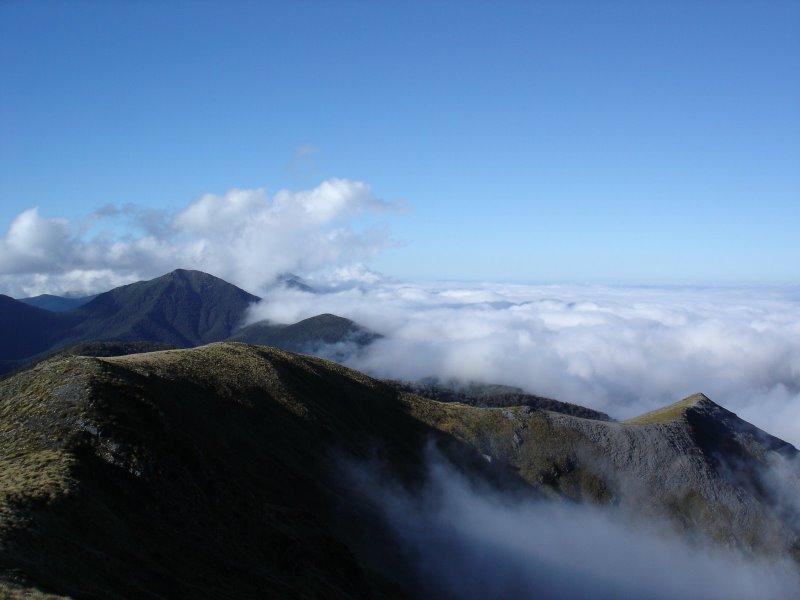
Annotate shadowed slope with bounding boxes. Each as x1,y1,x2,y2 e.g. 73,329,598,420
1,345,798,598
0,296,77,364
0,343,513,599
65,269,260,347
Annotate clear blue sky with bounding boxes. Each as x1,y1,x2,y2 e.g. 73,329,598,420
1,1,798,283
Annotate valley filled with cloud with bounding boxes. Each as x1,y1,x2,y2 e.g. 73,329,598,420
2,180,798,445
256,277,800,446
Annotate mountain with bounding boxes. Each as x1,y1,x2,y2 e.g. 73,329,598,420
275,272,316,293
18,293,97,312
228,313,381,353
1,270,380,375
0,343,470,598
1,343,797,598
65,269,260,347
0,270,260,371
0,295,76,366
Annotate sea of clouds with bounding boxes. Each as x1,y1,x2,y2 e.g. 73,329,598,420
2,178,798,445
252,278,800,446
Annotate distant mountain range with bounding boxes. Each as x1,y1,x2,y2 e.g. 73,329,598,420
0,343,797,598
0,269,376,374
18,293,97,312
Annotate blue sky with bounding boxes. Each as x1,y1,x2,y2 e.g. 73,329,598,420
1,1,798,284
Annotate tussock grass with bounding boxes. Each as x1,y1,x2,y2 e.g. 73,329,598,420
624,393,710,425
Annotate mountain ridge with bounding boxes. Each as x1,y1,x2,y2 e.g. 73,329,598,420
0,270,378,374
65,269,260,347
1,343,797,598
18,293,97,312
625,392,713,424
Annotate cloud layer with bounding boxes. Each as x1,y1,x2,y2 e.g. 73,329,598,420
252,281,800,445
0,179,394,296
3,178,798,446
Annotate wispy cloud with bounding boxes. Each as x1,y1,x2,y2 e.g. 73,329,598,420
346,449,800,600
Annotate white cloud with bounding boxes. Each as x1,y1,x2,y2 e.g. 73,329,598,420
251,281,800,445
0,208,74,274
0,179,395,296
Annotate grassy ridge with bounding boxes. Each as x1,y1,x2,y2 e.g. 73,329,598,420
1,344,798,598
624,393,710,425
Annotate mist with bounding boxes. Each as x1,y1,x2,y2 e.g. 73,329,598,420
345,450,800,600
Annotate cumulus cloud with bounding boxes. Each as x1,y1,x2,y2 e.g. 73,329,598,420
346,450,800,600
0,179,396,296
250,281,800,445
0,208,74,274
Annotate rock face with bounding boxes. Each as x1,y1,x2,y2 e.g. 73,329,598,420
0,344,798,598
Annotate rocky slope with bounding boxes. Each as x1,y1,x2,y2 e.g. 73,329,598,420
0,343,798,598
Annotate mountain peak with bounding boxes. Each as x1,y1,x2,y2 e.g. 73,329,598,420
228,312,380,354
275,273,316,293
300,313,352,324
62,269,261,348
682,392,715,409
624,392,716,425
0,270,382,374
160,268,229,284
